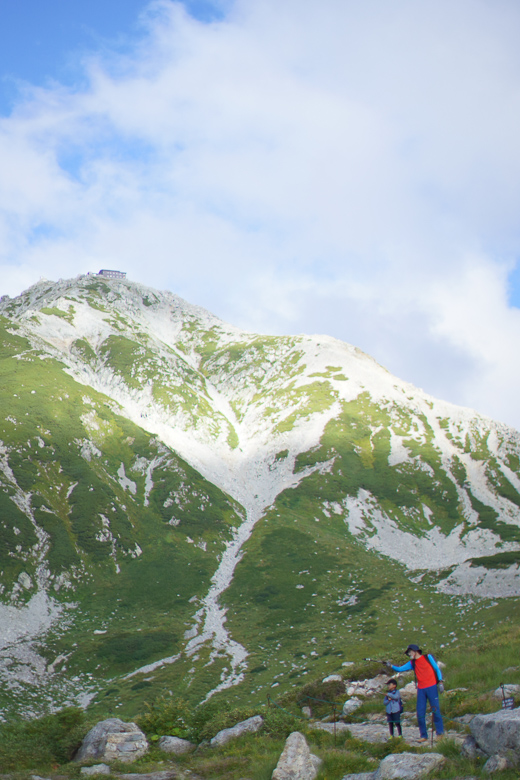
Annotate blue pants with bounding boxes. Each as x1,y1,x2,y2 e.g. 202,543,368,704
416,685,444,738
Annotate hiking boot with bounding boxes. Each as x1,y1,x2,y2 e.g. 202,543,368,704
417,737,428,743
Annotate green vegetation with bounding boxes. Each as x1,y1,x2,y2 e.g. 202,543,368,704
1,623,520,776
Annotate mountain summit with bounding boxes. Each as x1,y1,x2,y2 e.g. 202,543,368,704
0,275,519,717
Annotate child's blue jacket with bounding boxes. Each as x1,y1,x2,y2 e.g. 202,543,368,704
384,689,401,714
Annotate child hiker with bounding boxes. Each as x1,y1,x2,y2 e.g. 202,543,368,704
384,678,402,738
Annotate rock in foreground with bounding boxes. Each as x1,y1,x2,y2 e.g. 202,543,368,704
272,731,322,780
374,752,445,779
158,736,196,754
210,715,263,747
470,707,520,760
75,718,148,763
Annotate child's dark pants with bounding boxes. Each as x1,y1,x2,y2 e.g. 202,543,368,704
387,712,402,737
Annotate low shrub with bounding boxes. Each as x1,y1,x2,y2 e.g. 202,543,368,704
0,707,86,770
191,703,258,743
136,696,191,739
262,707,302,739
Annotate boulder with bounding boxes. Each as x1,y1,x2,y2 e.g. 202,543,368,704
341,774,375,780
158,735,196,754
323,674,343,683
210,715,263,747
342,697,362,717
374,752,445,780
75,718,148,764
470,707,520,759
118,773,179,780
492,684,520,700
301,706,312,718
460,735,487,759
453,714,475,725
80,766,111,776
483,754,515,773
399,682,417,699
347,675,388,697
272,732,322,780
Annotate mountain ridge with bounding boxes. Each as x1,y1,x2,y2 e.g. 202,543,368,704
0,274,519,718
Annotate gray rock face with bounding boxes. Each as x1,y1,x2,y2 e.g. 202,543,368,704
374,752,445,780
460,735,487,759
272,732,322,780
347,674,388,697
470,707,520,759
483,754,515,773
118,773,179,780
158,735,196,754
80,765,111,776
341,774,375,780
342,697,362,717
492,684,520,699
210,715,263,747
75,718,148,764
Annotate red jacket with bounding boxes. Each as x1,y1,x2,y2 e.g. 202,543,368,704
413,655,437,689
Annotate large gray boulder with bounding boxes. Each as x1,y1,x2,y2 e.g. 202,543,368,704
470,707,520,759
492,684,520,699
341,774,375,780
158,735,196,754
460,735,487,759
210,715,263,747
272,731,322,780
342,697,362,717
75,718,148,763
483,754,515,773
80,766,111,776
374,752,445,780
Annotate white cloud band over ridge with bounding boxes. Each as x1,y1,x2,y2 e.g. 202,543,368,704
1,0,520,428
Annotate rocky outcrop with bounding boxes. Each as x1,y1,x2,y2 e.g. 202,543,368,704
346,675,388,697
342,697,362,717
272,731,322,780
399,682,417,699
80,766,111,776
374,752,445,779
470,707,520,760
492,684,520,700
75,718,148,763
210,715,263,747
158,736,196,755
483,754,515,773
341,753,445,780
460,735,487,759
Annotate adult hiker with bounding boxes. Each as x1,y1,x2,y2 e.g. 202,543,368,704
390,644,444,743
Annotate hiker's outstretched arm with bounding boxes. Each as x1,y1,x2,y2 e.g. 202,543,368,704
391,661,413,672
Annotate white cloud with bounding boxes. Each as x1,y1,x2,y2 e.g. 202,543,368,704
1,0,520,428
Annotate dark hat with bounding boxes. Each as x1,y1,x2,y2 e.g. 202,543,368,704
386,678,397,686
405,644,421,655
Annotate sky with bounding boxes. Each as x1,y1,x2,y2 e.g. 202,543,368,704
1,0,520,430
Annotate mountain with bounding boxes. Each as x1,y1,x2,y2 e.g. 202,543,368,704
0,274,519,719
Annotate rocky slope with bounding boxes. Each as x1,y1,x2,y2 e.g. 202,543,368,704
0,274,519,717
